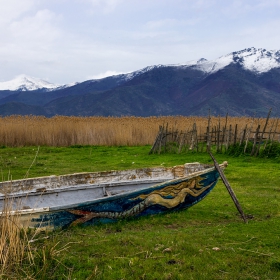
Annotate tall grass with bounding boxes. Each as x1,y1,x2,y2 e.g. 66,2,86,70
0,148,71,278
0,196,33,277
0,115,278,147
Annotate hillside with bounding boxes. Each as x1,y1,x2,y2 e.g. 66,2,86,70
1,47,280,117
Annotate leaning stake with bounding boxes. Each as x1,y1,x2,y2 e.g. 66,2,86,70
209,152,247,223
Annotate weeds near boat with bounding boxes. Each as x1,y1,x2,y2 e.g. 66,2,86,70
0,195,33,277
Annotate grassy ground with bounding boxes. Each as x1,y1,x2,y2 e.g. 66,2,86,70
1,146,280,279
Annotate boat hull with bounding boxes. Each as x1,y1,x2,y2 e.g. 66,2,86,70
0,162,226,230
30,168,220,229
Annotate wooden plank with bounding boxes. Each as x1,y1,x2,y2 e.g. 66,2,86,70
209,152,247,223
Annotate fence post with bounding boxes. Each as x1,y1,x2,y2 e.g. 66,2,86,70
206,111,211,152
217,117,221,153
251,124,260,156
254,108,272,156
234,124,238,145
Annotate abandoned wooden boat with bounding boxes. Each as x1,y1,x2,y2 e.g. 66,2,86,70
0,161,227,230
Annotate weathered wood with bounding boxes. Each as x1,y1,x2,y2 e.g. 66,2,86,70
226,124,232,150
194,122,199,152
209,152,247,223
244,117,255,153
250,124,260,156
149,125,162,154
234,124,238,144
173,129,179,153
264,119,275,150
157,124,165,154
217,117,221,153
255,108,272,156
221,113,228,146
150,112,279,156
163,123,168,153
268,118,279,154
206,110,211,152
240,124,247,145
177,130,185,153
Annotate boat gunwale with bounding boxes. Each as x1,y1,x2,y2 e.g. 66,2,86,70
0,178,172,199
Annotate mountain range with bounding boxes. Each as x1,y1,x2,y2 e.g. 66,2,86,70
1,47,280,117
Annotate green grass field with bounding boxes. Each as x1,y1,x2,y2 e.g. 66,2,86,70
1,145,280,279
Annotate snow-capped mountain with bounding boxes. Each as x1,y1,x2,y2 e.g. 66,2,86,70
106,47,280,84
184,47,280,74
0,75,63,91
1,48,279,91
1,47,280,118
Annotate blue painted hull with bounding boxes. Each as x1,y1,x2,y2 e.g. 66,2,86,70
30,168,220,229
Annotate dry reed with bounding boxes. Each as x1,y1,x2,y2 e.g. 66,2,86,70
0,195,34,277
0,115,279,147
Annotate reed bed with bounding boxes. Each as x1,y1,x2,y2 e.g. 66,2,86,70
0,115,279,147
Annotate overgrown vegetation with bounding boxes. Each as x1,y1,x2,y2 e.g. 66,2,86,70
0,197,33,277
0,146,280,279
226,141,280,158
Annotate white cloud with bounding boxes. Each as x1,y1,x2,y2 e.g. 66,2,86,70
191,0,217,10
255,0,280,8
9,9,60,44
0,0,280,84
0,0,35,25
145,18,201,30
84,0,123,13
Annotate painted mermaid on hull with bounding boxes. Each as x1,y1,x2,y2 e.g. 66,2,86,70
68,176,213,226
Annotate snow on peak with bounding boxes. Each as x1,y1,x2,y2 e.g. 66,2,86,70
0,75,62,91
197,58,208,64
187,47,280,74
123,65,165,81
233,47,280,73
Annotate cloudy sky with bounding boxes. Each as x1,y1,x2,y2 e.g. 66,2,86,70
0,0,280,84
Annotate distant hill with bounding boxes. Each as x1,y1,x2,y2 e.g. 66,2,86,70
1,47,280,117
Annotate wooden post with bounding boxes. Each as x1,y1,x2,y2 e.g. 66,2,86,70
264,119,275,150
173,129,179,153
209,152,247,223
226,124,232,150
240,124,247,145
268,118,279,154
157,124,165,154
194,122,198,152
178,130,184,153
206,110,211,152
221,113,228,145
163,123,168,153
149,125,162,154
234,124,238,145
244,117,255,154
251,124,260,156
255,108,272,156
217,117,221,153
